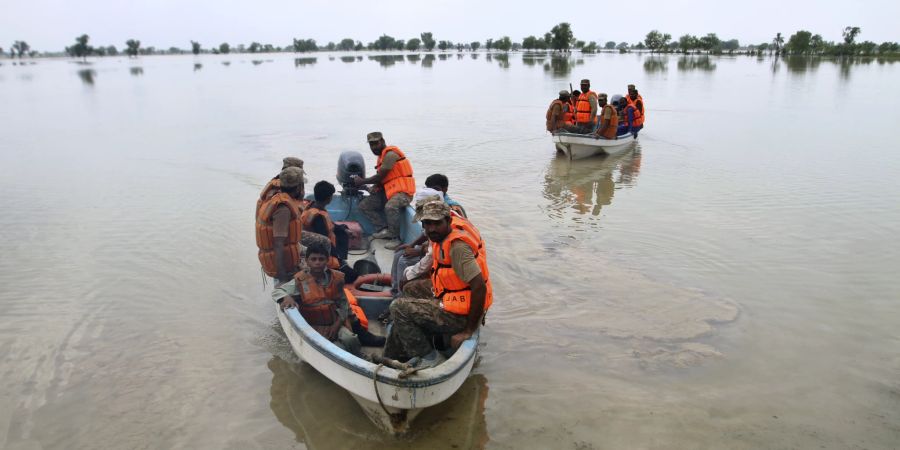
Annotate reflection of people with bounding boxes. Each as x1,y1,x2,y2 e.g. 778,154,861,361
272,242,362,355
257,167,305,284
593,93,619,140
545,90,573,133
384,201,492,369
353,131,416,249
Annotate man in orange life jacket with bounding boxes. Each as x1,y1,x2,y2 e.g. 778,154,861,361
592,93,619,140
352,131,415,250
302,181,352,266
256,156,304,216
383,201,491,369
256,167,306,284
271,241,362,354
565,79,598,134
545,90,573,133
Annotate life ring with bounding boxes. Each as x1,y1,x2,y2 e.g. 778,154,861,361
350,273,393,298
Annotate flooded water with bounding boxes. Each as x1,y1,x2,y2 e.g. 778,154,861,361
1,52,899,449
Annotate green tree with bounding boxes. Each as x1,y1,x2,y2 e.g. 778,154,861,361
125,39,141,57
437,40,452,51
549,22,574,52
292,38,317,52
644,30,671,53
699,33,721,53
842,26,860,45
106,45,118,56
406,38,421,51
374,35,396,51
678,34,698,53
582,41,598,53
191,41,201,55
604,41,616,49
485,38,493,50
810,34,824,53
722,39,740,54
420,32,436,51
69,35,92,60
494,36,512,51
338,38,355,51
785,31,811,54
218,42,230,54
470,41,481,51
248,42,261,53
772,32,784,55
858,40,876,56
617,42,629,50
354,41,363,51
11,40,30,58
878,41,899,54
522,35,545,50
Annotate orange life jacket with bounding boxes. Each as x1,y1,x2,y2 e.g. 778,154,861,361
257,177,280,216
546,99,567,132
300,206,341,269
294,269,344,337
256,193,303,277
376,146,415,200
343,288,369,330
599,104,619,139
563,102,575,125
430,226,493,316
575,90,598,125
624,104,643,127
625,94,645,123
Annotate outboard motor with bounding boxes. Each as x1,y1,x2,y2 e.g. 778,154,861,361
336,151,366,196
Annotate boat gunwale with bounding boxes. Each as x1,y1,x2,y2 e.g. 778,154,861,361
282,306,479,389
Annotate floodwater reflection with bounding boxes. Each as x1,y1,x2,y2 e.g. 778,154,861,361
267,356,489,447
643,57,668,74
129,67,143,76
677,56,716,72
522,53,547,67
406,54,420,64
193,63,202,71
543,56,584,78
369,54,404,68
422,54,435,68
77,69,96,85
784,56,822,74
294,57,317,67
543,149,642,223
494,53,510,69
340,56,356,63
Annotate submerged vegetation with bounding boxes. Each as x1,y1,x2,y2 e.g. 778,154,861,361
5,24,898,60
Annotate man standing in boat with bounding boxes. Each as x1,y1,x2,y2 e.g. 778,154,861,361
256,156,304,215
352,131,416,250
256,167,306,284
546,90,573,133
565,79,598,134
384,201,492,369
271,242,362,355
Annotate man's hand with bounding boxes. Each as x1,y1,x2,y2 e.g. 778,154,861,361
325,321,342,341
280,296,299,311
403,245,421,258
450,331,474,350
351,175,365,187
395,243,411,253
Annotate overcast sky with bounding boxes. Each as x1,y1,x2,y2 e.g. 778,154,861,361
2,0,897,51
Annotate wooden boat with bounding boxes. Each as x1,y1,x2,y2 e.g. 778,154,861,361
553,131,638,159
274,190,480,434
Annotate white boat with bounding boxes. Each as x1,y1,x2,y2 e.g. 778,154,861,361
274,167,481,434
553,131,638,159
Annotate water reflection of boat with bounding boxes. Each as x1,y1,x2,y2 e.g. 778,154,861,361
268,356,490,447
274,152,482,435
552,131,638,159
543,148,641,218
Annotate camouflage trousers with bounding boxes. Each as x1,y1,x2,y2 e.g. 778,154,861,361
402,278,434,299
359,191,412,238
383,297,467,361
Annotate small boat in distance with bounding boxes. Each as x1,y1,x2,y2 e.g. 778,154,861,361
553,131,638,160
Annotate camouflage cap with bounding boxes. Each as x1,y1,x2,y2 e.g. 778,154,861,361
414,200,451,222
279,166,305,188
282,157,304,169
559,89,570,96
366,131,383,142
627,84,636,90
598,93,608,100
580,78,590,84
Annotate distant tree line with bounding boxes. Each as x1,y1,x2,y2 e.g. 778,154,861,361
5,24,898,59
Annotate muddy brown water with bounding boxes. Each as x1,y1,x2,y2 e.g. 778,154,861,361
1,52,899,449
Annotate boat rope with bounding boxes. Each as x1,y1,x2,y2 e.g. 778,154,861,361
372,359,421,424
372,364,394,419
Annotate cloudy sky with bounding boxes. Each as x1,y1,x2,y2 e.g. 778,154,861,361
2,0,897,51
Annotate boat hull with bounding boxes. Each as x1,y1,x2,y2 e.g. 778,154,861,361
552,132,637,159
276,303,478,434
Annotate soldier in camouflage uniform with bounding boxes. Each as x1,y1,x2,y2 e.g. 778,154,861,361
383,202,489,368
352,131,414,250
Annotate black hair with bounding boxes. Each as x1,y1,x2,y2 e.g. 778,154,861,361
305,241,330,258
424,173,449,191
313,180,335,202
